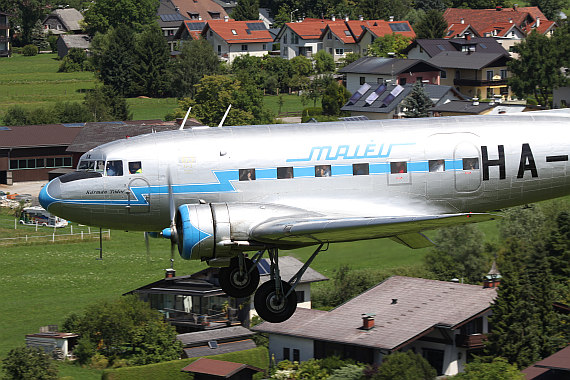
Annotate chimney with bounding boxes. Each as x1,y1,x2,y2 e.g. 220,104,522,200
496,6,502,11
345,15,349,22
165,268,176,278
224,15,229,22
331,15,335,21
198,15,202,20
361,314,375,330
472,97,479,106
359,15,364,21
509,18,513,23
389,15,394,22
536,16,540,28
460,17,464,24
513,3,518,10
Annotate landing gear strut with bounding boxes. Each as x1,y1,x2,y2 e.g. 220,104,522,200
219,254,260,298
254,244,327,323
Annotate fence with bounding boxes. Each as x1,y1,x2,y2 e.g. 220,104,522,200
0,223,110,246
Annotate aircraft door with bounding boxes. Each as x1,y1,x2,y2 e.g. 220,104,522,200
128,178,151,213
454,141,482,193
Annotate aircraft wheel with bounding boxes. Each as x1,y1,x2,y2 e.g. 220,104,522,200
219,257,260,298
254,280,297,323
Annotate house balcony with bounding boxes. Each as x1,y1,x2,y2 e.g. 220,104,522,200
455,333,487,349
453,78,508,87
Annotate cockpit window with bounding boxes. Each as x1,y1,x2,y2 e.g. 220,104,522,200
78,160,94,171
106,160,123,176
129,161,142,174
95,160,105,173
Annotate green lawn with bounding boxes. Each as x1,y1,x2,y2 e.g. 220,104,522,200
0,53,178,122
263,93,307,115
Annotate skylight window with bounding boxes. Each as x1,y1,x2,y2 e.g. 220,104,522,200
344,30,351,36
231,29,237,35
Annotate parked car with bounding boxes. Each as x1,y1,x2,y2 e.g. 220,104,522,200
0,191,6,199
14,194,33,202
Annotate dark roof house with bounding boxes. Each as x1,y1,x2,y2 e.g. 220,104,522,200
253,276,497,376
56,34,90,58
181,357,263,379
522,345,570,379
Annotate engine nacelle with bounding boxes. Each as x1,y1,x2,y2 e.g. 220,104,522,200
173,202,311,262
176,204,215,260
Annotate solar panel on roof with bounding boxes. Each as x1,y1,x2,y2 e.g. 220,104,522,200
347,83,371,105
389,23,410,32
436,44,446,51
62,123,85,128
480,43,487,48
188,21,206,30
364,84,387,105
160,13,185,22
382,84,404,107
246,22,266,31
0,126,11,131
344,30,351,36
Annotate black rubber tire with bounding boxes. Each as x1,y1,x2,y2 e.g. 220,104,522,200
219,257,260,298
254,280,297,323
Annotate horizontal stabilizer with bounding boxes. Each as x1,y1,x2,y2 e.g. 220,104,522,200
390,232,434,249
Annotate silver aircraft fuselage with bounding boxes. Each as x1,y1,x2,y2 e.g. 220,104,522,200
40,110,570,244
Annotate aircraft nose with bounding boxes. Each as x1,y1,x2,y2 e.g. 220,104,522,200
39,178,61,210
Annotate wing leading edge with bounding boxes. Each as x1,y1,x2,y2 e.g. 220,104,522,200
250,213,499,248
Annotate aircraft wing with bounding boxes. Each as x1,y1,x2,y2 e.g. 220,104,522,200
250,213,499,248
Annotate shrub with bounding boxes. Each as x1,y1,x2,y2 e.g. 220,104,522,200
2,346,59,380
22,44,39,56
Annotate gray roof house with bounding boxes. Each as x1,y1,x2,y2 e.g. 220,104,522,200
56,34,90,59
253,276,497,377
341,82,467,119
43,8,84,35
157,0,188,52
338,56,444,95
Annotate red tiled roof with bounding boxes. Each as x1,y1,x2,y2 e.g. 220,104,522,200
286,19,330,40
180,358,263,376
204,20,272,44
446,23,479,38
531,19,556,34
365,21,415,39
170,0,227,21
444,7,554,36
181,20,207,39
325,21,356,43
478,22,519,37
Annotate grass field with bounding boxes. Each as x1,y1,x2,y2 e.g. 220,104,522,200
0,53,308,123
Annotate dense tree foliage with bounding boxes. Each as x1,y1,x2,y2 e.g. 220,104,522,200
62,296,181,366
232,0,260,21
321,79,350,115
530,0,566,20
83,0,159,35
367,33,411,58
131,26,171,97
169,39,222,98
179,75,274,127
314,50,335,74
84,85,132,122
414,10,448,39
452,357,524,380
401,81,433,117
508,31,566,108
1,346,58,380
374,351,436,380
424,224,489,283
58,48,92,72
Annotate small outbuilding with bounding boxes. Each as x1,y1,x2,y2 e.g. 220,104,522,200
56,34,90,58
25,329,78,360
181,357,263,380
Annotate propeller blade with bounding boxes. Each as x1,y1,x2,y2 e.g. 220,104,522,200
167,167,175,224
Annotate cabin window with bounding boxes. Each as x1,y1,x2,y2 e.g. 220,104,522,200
129,161,142,174
353,163,369,175
239,168,256,181
391,161,407,174
106,160,123,176
277,167,294,179
463,158,479,170
315,165,331,177
429,159,445,172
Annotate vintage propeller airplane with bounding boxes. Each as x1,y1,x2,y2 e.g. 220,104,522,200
39,109,570,322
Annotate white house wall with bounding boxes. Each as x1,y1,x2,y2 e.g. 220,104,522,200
268,334,314,362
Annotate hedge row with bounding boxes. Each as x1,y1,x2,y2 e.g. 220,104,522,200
102,346,269,380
